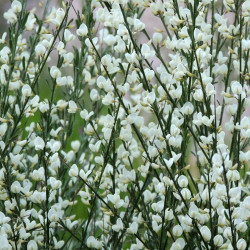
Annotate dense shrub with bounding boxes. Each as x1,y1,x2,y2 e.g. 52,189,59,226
0,0,249,249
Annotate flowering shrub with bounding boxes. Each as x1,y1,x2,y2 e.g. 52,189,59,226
0,0,249,249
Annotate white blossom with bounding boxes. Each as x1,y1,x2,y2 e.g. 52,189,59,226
76,23,88,37
34,136,45,150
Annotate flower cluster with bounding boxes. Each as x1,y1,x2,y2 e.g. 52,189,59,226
0,0,249,249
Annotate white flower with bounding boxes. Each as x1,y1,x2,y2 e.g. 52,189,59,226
0,212,10,224
27,240,38,250
231,81,242,95
68,100,78,113
133,18,145,31
76,23,88,37
181,188,191,200
152,200,164,213
202,115,214,127
236,222,247,233
0,32,7,44
35,44,46,56
182,102,194,115
11,181,21,193
31,167,45,181
50,66,61,79
242,196,250,209
69,164,78,177
26,13,36,30
112,218,124,232
89,140,101,153
172,152,182,163
80,109,94,120
200,226,211,241
172,225,183,237
141,44,155,59
104,34,116,46
95,155,104,165
53,237,64,249
50,8,65,26
194,28,203,42
102,92,115,105
213,235,223,246
170,238,186,250
205,83,216,96
144,68,155,81
237,239,247,250
71,140,80,152
22,84,32,97
30,190,46,203
90,88,100,101
193,89,203,101
189,203,199,218
11,0,22,13
223,227,232,239
79,169,91,181
39,101,49,113
34,136,45,150
84,123,95,135
165,209,174,220
56,100,68,110
0,234,12,250
178,175,188,188
229,187,241,203
107,193,124,209
86,236,102,249
211,197,221,209
3,9,17,24
48,208,60,222
49,177,62,189
114,39,125,53
148,145,158,157
127,222,138,234
9,153,23,167
120,125,132,141
152,32,163,44
64,29,75,42
164,158,174,169
0,123,8,137
145,91,156,105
